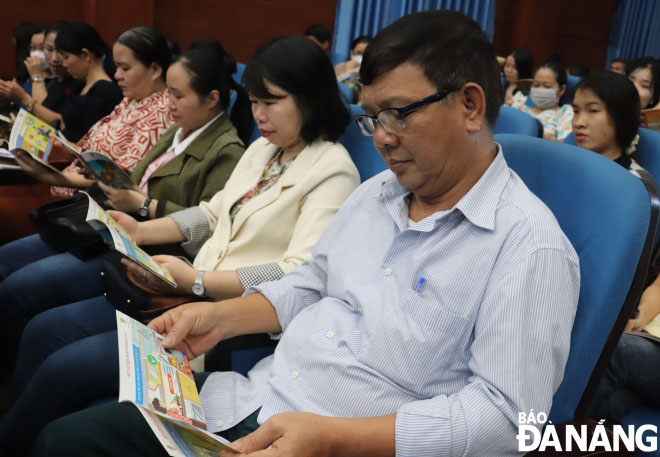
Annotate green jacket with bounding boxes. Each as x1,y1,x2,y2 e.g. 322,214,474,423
131,113,245,217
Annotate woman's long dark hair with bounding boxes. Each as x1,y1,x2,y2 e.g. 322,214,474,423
55,21,115,78
575,71,641,154
176,41,254,145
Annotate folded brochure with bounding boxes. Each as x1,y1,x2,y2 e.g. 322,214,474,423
117,310,238,456
8,108,62,174
82,192,177,287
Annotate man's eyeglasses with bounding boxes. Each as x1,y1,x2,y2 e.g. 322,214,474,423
354,88,456,136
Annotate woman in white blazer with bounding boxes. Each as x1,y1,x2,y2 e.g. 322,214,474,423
5,36,360,454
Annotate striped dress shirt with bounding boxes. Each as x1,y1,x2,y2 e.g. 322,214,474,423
199,147,580,456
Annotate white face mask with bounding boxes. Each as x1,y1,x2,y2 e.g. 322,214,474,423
350,54,363,64
30,50,49,70
530,87,559,109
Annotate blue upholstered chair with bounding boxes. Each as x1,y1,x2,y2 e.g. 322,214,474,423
496,134,659,426
232,62,246,85
494,105,543,137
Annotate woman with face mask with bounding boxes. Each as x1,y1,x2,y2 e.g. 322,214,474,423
0,22,84,115
512,61,573,141
335,35,370,103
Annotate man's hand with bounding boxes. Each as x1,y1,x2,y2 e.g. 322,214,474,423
99,181,145,213
147,301,226,356
231,413,339,457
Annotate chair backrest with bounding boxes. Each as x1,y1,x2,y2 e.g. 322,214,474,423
338,104,388,182
232,62,246,85
495,134,659,423
494,106,543,137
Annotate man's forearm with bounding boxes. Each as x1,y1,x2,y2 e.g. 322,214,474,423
218,292,282,339
331,414,396,457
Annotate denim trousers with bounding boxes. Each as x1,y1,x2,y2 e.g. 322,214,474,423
586,332,660,424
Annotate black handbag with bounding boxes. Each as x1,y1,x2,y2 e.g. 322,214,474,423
101,259,195,323
29,184,108,260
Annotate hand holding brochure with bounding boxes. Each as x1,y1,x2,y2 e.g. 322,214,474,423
56,131,135,189
82,192,177,286
117,311,238,456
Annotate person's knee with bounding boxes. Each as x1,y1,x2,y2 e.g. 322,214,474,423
30,413,83,456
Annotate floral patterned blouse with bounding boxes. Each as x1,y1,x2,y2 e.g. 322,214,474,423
229,148,295,221
51,89,173,196
512,96,574,142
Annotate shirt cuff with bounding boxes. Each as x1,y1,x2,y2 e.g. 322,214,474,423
169,206,211,258
395,397,468,457
236,263,285,290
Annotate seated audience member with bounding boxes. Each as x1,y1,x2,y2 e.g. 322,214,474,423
627,57,660,110
304,24,331,51
513,61,573,141
502,47,533,106
0,22,84,115
9,22,42,86
335,35,370,103
0,25,173,243
334,35,370,76
32,11,579,457
609,57,627,75
29,21,123,142
0,35,359,455
572,70,660,424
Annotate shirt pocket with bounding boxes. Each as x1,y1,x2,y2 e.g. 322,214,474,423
359,288,473,395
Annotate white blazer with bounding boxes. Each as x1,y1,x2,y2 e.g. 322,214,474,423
193,137,360,273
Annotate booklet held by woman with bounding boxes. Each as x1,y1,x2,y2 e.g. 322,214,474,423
82,192,177,286
117,310,238,456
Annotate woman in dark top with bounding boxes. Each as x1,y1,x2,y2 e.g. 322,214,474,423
26,21,122,141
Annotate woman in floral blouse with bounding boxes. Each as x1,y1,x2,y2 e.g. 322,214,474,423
512,61,573,141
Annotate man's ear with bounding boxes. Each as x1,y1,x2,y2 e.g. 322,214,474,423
461,83,487,134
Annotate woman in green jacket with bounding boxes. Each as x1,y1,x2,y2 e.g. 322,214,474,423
98,41,253,219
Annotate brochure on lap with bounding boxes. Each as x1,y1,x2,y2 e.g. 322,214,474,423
82,192,177,286
117,311,238,456
641,108,660,133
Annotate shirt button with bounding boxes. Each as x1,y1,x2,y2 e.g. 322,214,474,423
326,330,335,338
292,370,299,379
384,267,392,276
358,305,364,313
216,420,224,427
228,418,234,424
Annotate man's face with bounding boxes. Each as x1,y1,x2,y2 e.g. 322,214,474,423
361,62,470,198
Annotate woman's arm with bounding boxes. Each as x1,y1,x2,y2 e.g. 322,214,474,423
626,274,660,332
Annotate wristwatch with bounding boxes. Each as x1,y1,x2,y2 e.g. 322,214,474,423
192,270,206,297
32,76,44,83
137,197,152,217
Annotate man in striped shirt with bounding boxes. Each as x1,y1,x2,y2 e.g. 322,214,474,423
34,10,579,457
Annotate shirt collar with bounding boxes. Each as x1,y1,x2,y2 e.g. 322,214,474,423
377,143,510,231
171,112,223,156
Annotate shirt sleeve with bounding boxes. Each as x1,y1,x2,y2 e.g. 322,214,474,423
168,206,212,258
395,248,580,456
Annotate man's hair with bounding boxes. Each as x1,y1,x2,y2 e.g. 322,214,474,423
303,24,331,44
360,10,503,126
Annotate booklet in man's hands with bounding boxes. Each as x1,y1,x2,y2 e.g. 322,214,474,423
116,310,238,457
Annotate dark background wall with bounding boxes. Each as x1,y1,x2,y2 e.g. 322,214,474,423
0,0,620,80
0,0,337,79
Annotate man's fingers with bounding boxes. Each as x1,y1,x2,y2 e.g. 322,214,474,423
161,311,195,348
231,423,280,455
